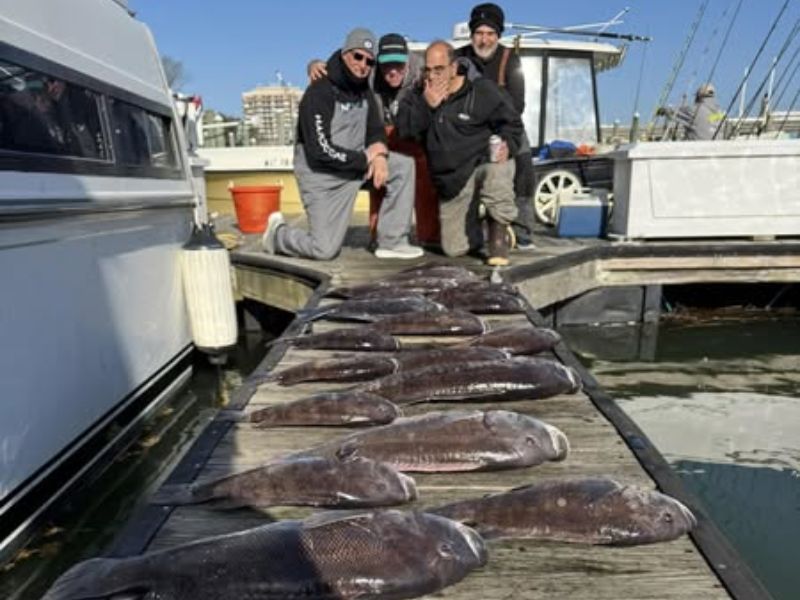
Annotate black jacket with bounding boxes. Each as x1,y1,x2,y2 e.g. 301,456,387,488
295,51,385,176
455,44,525,114
396,77,523,200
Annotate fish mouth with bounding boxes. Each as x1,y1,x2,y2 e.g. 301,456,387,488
676,499,698,530
453,521,488,566
399,472,418,501
565,366,582,393
544,423,570,460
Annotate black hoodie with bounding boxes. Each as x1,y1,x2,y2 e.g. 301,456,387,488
396,77,523,200
455,43,525,114
296,51,386,176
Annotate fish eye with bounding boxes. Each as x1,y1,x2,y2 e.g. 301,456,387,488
662,512,674,523
437,542,455,559
525,436,538,446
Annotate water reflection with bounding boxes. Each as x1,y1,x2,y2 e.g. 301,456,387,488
564,316,800,600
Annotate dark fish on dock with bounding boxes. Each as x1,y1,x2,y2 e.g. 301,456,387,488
429,477,697,546
291,409,569,472
268,346,508,386
328,277,466,299
462,325,562,355
298,295,446,322
281,326,400,351
149,456,416,509
249,392,401,426
42,509,486,600
358,357,581,405
431,288,526,314
371,309,486,336
389,263,482,282
266,355,399,385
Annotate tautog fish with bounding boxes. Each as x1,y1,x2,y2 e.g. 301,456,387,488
149,456,416,509
42,510,487,600
430,477,697,546
291,410,569,472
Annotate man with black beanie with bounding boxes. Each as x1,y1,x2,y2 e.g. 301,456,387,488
456,2,537,250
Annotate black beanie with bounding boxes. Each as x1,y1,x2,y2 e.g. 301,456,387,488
469,3,505,35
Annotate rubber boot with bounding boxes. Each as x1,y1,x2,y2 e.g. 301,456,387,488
486,218,510,267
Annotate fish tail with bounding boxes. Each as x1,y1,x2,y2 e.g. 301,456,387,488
42,557,147,600
149,483,202,506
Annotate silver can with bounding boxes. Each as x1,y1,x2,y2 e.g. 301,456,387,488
488,134,503,162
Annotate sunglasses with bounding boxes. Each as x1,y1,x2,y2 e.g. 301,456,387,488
352,51,376,67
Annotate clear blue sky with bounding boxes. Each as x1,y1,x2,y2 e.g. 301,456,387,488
134,0,800,124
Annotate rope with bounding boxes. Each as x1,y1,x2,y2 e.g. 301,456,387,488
706,0,744,85
713,0,791,138
730,17,800,137
649,0,709,131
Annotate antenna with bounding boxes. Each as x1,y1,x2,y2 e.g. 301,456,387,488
506,7,650,43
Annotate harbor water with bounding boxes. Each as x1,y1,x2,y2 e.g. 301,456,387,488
0,328,275,600
562,314,800,600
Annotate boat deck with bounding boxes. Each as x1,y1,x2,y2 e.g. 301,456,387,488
110,215,786,599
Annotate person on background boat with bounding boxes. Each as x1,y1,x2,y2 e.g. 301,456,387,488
262,28,422,260
456,2,537,251
308,34,441,249
657,83,725,141
396,40,522,266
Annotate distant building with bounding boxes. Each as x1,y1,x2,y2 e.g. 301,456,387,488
242,85,302,146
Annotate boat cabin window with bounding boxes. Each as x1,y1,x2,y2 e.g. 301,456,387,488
109,98,178,169
0,59,107,160
545,56,597,145
520,55,543,150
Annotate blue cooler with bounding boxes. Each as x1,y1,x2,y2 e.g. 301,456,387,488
556,189,609,238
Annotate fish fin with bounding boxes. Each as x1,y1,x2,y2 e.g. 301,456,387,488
507,483,536,493
149,483,198,506
303,510,371,529
41,557,147,600
296,306,332,321
334,441,359,461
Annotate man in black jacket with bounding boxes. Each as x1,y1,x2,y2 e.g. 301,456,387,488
456,3,536,250
396,40,521,266
262,28,422,260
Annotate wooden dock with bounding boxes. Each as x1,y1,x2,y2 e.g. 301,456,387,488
110,216,782,599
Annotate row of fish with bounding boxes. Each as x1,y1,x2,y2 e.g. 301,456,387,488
43,263,696,600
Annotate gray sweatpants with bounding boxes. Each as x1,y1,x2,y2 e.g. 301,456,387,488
439,160,517,257
275,152,415,260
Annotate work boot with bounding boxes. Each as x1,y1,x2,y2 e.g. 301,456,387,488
486,219,510,267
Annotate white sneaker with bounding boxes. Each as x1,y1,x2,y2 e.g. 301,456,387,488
516,241,536,251
375,243,424,259
261,211,285,254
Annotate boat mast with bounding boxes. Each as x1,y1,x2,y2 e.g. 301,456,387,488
647,0,709,138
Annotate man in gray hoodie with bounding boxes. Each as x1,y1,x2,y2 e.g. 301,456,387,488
262,28,422,260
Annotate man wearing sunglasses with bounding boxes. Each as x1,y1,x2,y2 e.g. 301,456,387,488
263,28,422,260
396,40,522,266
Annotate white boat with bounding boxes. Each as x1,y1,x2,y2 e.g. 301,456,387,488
0,0,199,558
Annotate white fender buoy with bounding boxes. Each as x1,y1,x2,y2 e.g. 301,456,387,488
181,224,237,363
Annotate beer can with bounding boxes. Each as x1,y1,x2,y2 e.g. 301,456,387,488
488,134,502,162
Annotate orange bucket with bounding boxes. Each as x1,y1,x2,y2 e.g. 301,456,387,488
229,185,282,234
